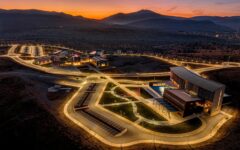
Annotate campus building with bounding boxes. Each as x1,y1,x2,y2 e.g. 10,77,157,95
162,67,225,117
91,56,109,68
33,56,52,65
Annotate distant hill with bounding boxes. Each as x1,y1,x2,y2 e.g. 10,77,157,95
127,18,232,32
192,16,240,31
0,9,107,32
102,10,235,32
0,9,66,15
0,9,231,50
102,9,184,25
0,9,236,33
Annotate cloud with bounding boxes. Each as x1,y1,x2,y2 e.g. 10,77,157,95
192,9,204,16
167,6,177,12
215,0,239,5
215,2,228,5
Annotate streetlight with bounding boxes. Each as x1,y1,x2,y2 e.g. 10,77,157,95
228,56,231,66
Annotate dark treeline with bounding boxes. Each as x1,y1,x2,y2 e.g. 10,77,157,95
0,27,236,52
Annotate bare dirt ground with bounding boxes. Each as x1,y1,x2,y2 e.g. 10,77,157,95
0,75,80,150
0,57,27,71
0,57,112,150
0,46,9,55
104,55,175,73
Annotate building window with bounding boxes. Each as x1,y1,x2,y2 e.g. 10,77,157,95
198,88,213,101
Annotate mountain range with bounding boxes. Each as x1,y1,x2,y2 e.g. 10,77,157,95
0,9,239,33
0,9,108,33
102,10,239,32
192,16,240,31
0,9,239,50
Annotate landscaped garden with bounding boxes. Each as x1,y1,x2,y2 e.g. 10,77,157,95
104,104,138,122
99,92,127,104
128,87,153,99
136,102,166,121
140,118,202,134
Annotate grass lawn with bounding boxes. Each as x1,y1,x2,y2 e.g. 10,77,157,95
99,92,127,104
114,87,126,95
140,118,202,134
114,87,138,101
41,63,52,67
140,88,153,99
128,87,153,99
79,69,96,73
136,103,166,121
105,82,116,91
104,104,138,122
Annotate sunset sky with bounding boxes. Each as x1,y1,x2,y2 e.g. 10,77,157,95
0,0,239,19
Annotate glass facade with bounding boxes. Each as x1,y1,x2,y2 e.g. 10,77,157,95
171,73,185,89
198,87,214,101
169,67,225,116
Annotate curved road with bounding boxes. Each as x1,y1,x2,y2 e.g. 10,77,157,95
3,45,237,147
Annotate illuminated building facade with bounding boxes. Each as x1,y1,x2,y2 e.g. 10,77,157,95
91,56,109,68
33,56,52,65
163,67,225,117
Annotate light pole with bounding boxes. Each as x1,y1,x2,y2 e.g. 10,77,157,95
228,56,231,66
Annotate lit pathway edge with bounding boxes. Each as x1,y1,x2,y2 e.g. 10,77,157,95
63,87,232,147
63,67,233,147
5,45,234,147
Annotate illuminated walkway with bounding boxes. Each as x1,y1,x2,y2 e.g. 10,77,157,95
107,86,172,125
5,45,235,148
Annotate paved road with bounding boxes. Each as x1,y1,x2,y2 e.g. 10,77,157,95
19,45,26,54
6,45,240,78
8,44,18,56
36,45,44,56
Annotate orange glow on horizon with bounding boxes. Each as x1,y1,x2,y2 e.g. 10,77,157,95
65,11,177,19
63,10,238,20
0,0,239,19
64,11,118,19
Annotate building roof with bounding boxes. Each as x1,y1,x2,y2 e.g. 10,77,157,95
166,89,201,102
35,56,51,61
93,56,107,62
171,67,225,92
